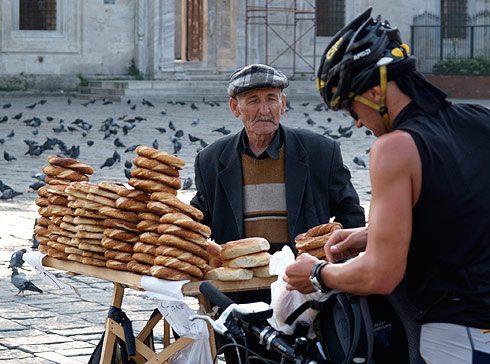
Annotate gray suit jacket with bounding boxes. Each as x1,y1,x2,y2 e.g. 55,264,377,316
190,125,365,251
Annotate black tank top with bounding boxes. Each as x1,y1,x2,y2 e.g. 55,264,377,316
392,101,490,327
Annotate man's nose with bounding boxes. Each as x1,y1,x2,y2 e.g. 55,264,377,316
258,100,270,114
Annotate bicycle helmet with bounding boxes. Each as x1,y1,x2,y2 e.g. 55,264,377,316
317,8,409,130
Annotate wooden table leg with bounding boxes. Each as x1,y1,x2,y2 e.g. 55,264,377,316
99,283,125,364
199,293,217,360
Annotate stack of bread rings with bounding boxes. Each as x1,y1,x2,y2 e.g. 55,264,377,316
65,181,107,265
36,156,94,259
294,222,343,260
129,145,184,195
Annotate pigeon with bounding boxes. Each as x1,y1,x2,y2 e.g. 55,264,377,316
32,129,39,136
306,118,316,126
127,99,131,104
155,127,166,134
9,249,27,269
174,130,184,138
191,118,200,126
168,121,176,131
160,110,167,115
114,138,126,148
0,138,4,144
190,103,199,110
38,99,47,105
182,177,193,190
46,116,54,122
199,139,209,148
125,144,139,153
301,102,310,107
29,181,45,191
102,98,113,105
338,124,353,135
4,151,16,161
124,160,132,169
31,233,39,249
3,103,11,109
26,103,37,109
113,150,121,162
365,130,372,136
353,156,366,168
7,130,15,138
212,126,231,135
124,169,132,179
152,139,159,149
142,98,154,107
188,134,200,143
100,157,116,169
314,103,324,111
130,104,137,110
87,140,94,146
0,115,9,123
11,268,43,297
67,97,72,105
173,140,182,154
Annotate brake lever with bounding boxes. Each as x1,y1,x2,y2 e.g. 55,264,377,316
190,303,237,336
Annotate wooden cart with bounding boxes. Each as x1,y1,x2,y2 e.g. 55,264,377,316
42,256,276,364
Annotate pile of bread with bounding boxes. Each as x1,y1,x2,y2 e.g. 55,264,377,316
205,237,275,281
294,222,342,260
33,146,212,281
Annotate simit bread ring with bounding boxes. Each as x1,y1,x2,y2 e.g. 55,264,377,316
157,224,207,245
82,257,106,267
47,195,69,206
298,246,326,259
42,164,89,182
139,232,161,245
44,176,72,186
73,216,105,226
132,252,155,266
74,208,106,220
138,212,161,222
104,218,140,233
98,181,127,195
131,167,182,189
103,228,139,243
82,251,107,260
45,184,68,196
136,220,160,233
37,186,50,197
127,260,152,275
133,156,180,177
99,206,140,223
86,193,117,208
294,232,333,251
135,145,185,169
101,237,133,253
115,196,148,213
104,249,133,262
150,265,194,281
154,255,203,279
304,222,343,237
155,245,207,266
77,224,107,233
47,156,94,175
35,197,49,207
45,205,75,217
146,201,179,215
62,215,76,224
128,178,178,195
157,234,208,259
150,192,203,221
117,187,151,203
78,241,106,253
36,216,52,227
133,241,158,255
106,259,128,271
160,213,211,237
89,185,120,200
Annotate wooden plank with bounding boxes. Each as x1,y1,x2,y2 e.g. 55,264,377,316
43,256,143,290
182,277,278,296
146,337,193,364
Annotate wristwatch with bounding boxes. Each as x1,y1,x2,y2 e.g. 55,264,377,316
309,261,330,293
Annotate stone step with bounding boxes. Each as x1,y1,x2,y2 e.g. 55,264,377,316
86,80,129,89
79,86,126,96
73,93,122,102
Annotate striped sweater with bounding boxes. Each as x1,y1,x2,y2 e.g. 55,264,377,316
241,146,290,253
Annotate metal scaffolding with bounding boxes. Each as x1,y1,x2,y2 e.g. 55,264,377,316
245,0,317,79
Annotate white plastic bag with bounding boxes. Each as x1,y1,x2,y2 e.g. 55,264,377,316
267,246,322,338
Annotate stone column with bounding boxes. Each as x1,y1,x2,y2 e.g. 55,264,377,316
135,0,148,76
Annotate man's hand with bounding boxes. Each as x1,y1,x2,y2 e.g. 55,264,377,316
283,253,319,294
325,226,368,262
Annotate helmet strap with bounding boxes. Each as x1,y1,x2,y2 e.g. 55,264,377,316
352,64,392,132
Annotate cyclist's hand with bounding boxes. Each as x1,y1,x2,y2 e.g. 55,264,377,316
325,227,368,262
284,253,318,294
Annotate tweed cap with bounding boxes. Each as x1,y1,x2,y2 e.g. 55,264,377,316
227,64,289,97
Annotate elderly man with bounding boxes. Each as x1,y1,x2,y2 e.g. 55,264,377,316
191,63,365,362
191,64,365,254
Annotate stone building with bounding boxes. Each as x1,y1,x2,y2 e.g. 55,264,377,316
0,0,488,90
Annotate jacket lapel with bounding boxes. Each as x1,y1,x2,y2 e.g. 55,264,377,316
218,133,244,237
283,126,309,239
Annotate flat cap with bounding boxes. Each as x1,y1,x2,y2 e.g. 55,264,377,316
227,64,289,97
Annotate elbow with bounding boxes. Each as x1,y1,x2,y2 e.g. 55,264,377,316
364,265,404,295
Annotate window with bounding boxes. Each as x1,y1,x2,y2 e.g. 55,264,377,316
19,0,57,30
316,0,345,36
441,0,467,39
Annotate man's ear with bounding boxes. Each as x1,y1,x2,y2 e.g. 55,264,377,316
365,86,382,104
229,97,241,118
280,93,287,115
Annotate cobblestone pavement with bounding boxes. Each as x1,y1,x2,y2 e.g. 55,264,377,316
0,91,488,363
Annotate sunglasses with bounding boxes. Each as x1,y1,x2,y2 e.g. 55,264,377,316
342,99,359,121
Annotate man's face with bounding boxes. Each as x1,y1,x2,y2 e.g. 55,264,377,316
230,88,286,137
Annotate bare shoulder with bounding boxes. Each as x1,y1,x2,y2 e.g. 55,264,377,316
370,130,419,169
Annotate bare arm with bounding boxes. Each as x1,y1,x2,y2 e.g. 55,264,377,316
285,131,421,295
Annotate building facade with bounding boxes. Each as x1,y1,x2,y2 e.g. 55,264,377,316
0,0,488,89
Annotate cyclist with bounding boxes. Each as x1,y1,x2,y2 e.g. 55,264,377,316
284,8,490,363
